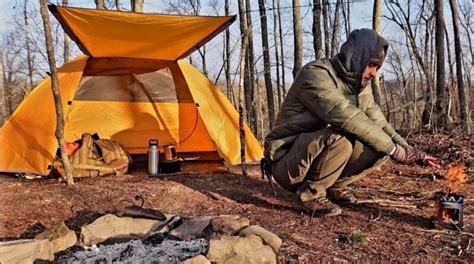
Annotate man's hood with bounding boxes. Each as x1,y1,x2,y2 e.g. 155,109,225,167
331,28,389,90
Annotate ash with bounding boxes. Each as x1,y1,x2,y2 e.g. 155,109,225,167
54,238,208,264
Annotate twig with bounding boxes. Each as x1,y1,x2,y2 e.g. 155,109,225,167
449,218,463,232
356,199,418,209
467,238,472,251
415,228,474,238
369,210,382,222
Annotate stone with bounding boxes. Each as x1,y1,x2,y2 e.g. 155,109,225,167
170,216,212,240
210,215,250,235
35,221,77,253
207,234,277,264
0,239,54,264
239,225,282,253
182,254,211,264
80,214,165,246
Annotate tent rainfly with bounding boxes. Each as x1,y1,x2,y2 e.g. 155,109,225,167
0,5,263,175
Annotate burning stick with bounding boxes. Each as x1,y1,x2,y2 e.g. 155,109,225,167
432,164,467,229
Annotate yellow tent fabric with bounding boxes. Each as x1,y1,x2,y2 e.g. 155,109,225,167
0,6,262,176
50,6,235,60
0,56,88,174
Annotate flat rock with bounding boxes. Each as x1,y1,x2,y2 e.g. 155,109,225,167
35,221,77,253
210,215,250,235
207,234,276,264
0,239,54,264
80,214,164,246
239,225,282,253
170,216,212,240
182,254,211,264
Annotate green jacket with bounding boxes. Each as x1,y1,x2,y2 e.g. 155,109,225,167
264,29,407,161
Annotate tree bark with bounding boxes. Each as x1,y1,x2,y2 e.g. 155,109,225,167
330,0,341,57
322,0,330,57
63,0,70,63
0,50,6,123
131,0,144,12
96,0,105,9
237,0,247,177
449,0,471,134
244,0,259,138
258,0,275,129
224,0,234,106
371,0,383,106
115,0,121,10
40,0,74,185
24,0,34,92
292,0,303,78
435,0,447,128
272,0,281,109
313,0,323,59
277,0,286,98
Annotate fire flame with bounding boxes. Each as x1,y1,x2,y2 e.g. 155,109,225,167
444,164,466,193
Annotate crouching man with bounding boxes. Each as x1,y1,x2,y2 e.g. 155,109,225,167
264,28,439,217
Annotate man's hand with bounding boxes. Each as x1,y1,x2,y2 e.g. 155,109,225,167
391,144,440,168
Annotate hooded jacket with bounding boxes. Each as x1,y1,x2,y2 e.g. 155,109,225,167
264,29,408,161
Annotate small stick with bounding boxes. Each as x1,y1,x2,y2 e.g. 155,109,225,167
467,238,472,251
356,199,418,209
449,218,463,232
369,210,382,222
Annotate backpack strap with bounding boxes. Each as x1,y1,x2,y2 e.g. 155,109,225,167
260,158,277,196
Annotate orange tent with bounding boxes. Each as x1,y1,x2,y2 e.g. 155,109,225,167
0,5,262,175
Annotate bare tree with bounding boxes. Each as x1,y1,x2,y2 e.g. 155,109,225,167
330,0,341,57
449,0,471,134
96,0,105,9
371,0,382,105
24,0,34,92
435,0,447,128
272,0,282,108
131,0,144,12
277,0,286,98
224,0,234,106
292,0,303,77
0,50,6,124
258,0,275,129
40,0,74,185
237,0,247,177
342,0,351,38
322,0,330,57
244,0,259,137
63,0,70,63
313,0,323,59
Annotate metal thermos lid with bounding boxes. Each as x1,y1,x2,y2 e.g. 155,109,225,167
149,139,158,146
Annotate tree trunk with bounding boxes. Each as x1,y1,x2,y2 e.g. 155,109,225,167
292,0,303,78
330,0,341,57
96,0,105,9
224,0,234,106
63,0,70,63
371,0,382,106
277,0,286,98
342,1,351,38
435,0,447,128
322,0,330,57
313,0,323,59
237,0,247,177
272,0,281,109
0,51,6,123
258,0,275,129
24,0,34,92
40,0,74,185
449,0,471,134
116,0,121,10
131,0,144,12
244,0,259,138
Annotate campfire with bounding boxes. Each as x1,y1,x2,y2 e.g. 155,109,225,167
432,164,467,229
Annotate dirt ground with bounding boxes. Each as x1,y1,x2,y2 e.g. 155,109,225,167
1,132,473,263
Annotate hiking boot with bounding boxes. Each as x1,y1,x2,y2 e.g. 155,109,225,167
294,197,342,217
327,188,356,203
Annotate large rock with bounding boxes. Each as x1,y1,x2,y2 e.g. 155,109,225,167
239,225,282,253
207,234,277,264
210,215,250,236
182,254,211,264
170,216,212,240
35,221,77,253
80,214,164,246
0,239,54,264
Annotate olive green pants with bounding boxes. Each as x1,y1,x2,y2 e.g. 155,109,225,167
271,127,387,201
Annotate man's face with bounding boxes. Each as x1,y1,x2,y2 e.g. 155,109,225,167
361,63,380,87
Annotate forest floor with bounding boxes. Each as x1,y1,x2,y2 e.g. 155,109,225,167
0,131,473,263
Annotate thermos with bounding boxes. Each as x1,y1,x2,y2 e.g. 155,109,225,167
148,139,159,175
